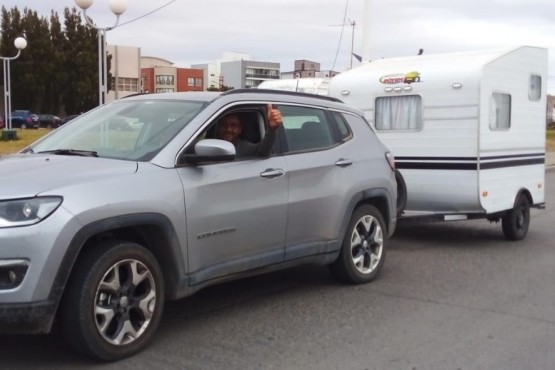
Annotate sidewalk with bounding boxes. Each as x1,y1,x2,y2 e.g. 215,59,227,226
547,151,555,172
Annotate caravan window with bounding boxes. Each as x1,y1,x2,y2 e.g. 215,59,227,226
529,75,542,101
489,93,511,130
375,95,422,130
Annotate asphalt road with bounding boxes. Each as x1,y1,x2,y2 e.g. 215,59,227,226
1,171,554,370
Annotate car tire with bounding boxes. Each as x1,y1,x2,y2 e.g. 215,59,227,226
60,240,165,361
330,204,387,284
502,194,530,241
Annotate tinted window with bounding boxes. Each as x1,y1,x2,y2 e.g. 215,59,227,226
330,111,353,141
279,105,334,152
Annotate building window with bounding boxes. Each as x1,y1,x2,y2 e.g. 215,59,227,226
195,78,203,87
113,77,139,92
245,68,280,79
156,75,174,86
187,77,195,86
375,95,422,130
490,93,511,130
156,88,175,93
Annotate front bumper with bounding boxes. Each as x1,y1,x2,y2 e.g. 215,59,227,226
0,300,57,334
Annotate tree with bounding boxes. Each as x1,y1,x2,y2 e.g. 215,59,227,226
1,5,100,116
61,7,98,114
17,8,52,112
47,11,66,115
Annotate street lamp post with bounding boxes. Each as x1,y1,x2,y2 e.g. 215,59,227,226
2,36,27,138
74,0,127,106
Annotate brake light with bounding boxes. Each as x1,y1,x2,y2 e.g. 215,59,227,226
385,152,396,171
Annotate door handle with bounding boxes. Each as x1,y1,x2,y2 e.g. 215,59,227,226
260,168,285,178
335,158,353,167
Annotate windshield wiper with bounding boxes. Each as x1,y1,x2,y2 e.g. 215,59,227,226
37,149,99,157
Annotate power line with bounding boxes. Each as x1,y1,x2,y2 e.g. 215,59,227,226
117,0,177,28
330,0,349,72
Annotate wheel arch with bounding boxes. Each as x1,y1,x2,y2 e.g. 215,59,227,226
338,188,395,246
513,188,533,207
51,213,186,320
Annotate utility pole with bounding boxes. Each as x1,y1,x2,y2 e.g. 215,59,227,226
349,19,356,69
330,18,357,70
362,0,372,63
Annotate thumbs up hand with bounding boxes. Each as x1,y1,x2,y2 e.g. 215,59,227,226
267,104,283,129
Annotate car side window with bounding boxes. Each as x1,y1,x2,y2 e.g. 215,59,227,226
185,106,268,161
330,111,353,142
279,105,335,153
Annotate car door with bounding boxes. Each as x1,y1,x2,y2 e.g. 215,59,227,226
279,105,357,261
178,110,287,285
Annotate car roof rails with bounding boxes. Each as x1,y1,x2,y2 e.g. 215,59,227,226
221,88,343,103
119,92,152,99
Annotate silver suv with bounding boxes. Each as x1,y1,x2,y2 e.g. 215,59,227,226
0,89,397,360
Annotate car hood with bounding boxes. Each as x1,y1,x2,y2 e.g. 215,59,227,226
0,154,138,198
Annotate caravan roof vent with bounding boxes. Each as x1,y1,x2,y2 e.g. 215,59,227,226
341,90,350,96
393,87,403,92
384,87,393,93
403,86,412,92
452,83,463,89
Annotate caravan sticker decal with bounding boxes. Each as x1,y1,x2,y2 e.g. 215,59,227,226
379,71,421,84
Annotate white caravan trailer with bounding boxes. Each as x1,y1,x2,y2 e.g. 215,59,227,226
258,78,330,95
328,46,548,240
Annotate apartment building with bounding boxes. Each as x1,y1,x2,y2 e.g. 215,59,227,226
140,56,204,93
107,48,278,96
107,45,141,102
281,59,339,79
193,52,280,90
221,60,280,89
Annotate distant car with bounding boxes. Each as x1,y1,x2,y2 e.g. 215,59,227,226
9,110,40,129
60,114,80,125
38,114,62,129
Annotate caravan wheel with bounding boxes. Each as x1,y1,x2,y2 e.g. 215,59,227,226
502,195,530,241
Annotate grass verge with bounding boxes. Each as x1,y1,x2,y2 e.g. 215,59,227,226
547,129,555,151
0,129,51,155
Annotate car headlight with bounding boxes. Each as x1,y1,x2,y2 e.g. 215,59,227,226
0,197,62,228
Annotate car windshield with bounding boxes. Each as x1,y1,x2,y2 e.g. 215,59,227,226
30,99,206,161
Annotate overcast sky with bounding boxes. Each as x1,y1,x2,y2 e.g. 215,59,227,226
3,0,555,92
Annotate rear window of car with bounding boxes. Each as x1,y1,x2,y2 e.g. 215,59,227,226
278,105,351,153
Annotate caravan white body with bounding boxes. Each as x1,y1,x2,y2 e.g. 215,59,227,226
258,78,330,95
328,46,547,215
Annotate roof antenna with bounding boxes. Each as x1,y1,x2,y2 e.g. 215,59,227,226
418,48,424,55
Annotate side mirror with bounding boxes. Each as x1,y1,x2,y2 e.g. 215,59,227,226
181,139,236,164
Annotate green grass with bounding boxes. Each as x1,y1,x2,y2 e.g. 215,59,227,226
0,129,51,155
547,129,555,151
